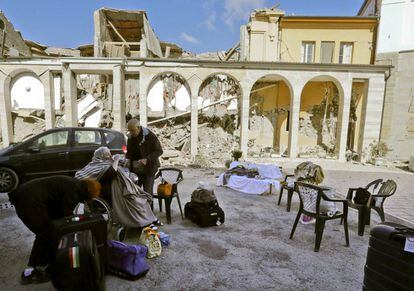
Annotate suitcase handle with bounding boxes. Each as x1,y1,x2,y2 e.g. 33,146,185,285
390,226,414,242
395,226,414,234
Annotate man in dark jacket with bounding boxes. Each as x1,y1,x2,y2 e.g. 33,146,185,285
126,118,163,195
8,175,101,285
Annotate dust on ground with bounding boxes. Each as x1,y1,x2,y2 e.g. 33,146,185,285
0,165,413,290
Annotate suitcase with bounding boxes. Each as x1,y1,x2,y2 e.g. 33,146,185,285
52,230,105,291
52,213,108,268
184,200,225,227
363,222,414,291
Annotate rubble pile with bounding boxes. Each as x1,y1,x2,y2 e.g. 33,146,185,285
150,120,239,168
299,145,333,159
12,112,46,142
197,125,238,167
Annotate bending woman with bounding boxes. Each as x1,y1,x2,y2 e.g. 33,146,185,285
75,147,160,228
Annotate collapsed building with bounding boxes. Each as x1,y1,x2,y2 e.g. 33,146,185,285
0,7,391,166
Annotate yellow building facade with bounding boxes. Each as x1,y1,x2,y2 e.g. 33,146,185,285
241,9,378,158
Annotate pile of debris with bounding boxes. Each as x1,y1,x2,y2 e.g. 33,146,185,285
12,111,46,142
150,120,239,168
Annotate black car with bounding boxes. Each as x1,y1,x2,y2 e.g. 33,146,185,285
0,127,127,192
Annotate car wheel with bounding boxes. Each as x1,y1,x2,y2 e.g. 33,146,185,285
0,167,19,193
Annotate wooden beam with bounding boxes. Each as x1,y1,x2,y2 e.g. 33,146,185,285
107,19,130,48
104,41,141,45
148,96,238,125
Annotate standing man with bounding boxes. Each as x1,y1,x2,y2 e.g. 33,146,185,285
126,118,163,195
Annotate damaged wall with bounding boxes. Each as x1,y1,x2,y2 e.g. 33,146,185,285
249,81,290,156
0,11,31,57
94,8,162,58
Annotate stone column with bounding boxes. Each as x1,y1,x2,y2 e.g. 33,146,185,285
0,74,13,146
188,79,201,157
112,65,125,131
336,77,353,161
359,76,386,154
139,72,150,127
288,84,303,158
39,71,55,129
62,65,77,127
239,86,250,156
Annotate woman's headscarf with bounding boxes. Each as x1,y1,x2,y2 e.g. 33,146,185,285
75,146,113,180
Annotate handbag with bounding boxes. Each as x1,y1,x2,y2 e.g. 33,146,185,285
157,180,173,196
107,240,150,280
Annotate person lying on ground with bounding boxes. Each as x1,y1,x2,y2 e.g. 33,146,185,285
75,146,163,229
8,175,101,285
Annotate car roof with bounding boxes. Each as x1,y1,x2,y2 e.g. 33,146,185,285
45,127,123,133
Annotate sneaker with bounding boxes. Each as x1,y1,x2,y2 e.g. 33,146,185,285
20,267,50,285
116,227,126,242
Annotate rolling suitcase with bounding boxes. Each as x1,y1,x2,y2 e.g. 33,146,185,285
184,200,225,227
363,222,414,291
52,230,105,291
52,213,108,268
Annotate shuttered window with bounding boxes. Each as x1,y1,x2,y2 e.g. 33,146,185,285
301,42,315,63
339,42,353,64
321,42,335,63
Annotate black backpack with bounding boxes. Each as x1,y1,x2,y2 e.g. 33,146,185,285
353,188,371,205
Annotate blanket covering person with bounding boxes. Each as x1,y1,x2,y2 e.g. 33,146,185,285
75,147,157,228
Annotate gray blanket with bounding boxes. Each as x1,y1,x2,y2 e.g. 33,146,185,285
75,159,156,227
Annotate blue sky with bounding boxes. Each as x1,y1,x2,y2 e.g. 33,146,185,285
1,0,363,54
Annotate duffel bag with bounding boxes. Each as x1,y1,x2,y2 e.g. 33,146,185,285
107,240,150,280
185,201,225,227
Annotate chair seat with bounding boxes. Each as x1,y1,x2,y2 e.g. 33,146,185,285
153,192,178,199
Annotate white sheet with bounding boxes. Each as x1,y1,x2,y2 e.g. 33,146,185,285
229,161,282,180
217,173,281,195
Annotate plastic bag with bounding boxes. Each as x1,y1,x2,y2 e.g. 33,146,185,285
139,227,162,259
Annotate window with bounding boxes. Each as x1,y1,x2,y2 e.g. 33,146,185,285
301,42,315,63
339,42,353,64
321,42,335,63
104,132,116,144
74,130,101,146
33,131,68,149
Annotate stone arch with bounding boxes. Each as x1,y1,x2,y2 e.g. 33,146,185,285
2,69,46,144
10,71,45,110
298,74,345,158
146,71,191,118
197,72,242,113
247,73,294,156
195,72,243,161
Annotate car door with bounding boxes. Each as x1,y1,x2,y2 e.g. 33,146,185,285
68,129,104,173
19,129,71,179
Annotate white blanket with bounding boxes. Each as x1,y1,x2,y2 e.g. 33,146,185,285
229,161,283,180
217,173,281,195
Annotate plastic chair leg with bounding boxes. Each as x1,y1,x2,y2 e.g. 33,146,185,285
314,219,326,252
357,208,367,236
278,188,284,205
343,216,350,247
158,198,163,212
176,195,184,218
373,206,385,222
290,211,301,239
365,209,371,225
165,198,172,224
286,189,293,212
